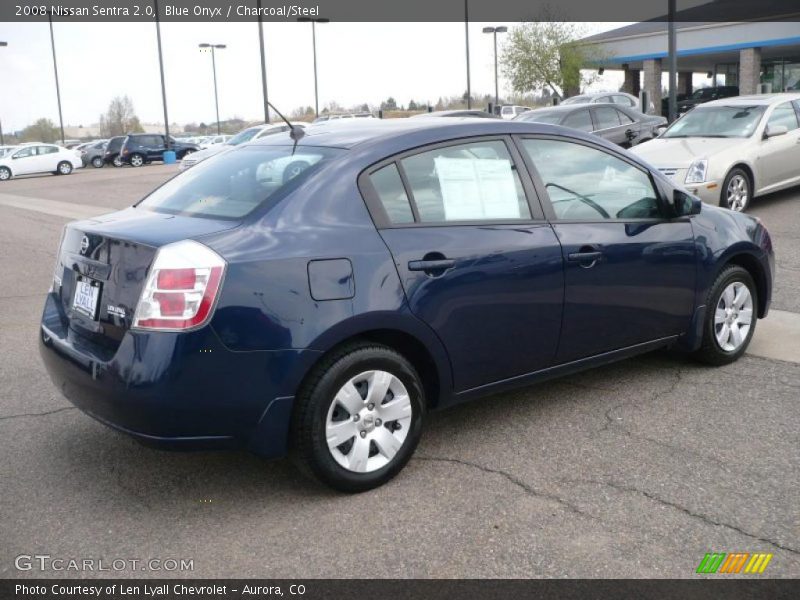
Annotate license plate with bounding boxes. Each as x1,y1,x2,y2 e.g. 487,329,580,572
73,277,101,319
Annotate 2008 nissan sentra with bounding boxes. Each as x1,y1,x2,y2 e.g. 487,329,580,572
40,119,774,492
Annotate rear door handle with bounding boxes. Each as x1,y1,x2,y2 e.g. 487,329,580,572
408,259,456,272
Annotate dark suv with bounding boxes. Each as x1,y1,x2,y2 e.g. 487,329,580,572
119,134,200,167
676,86,739,115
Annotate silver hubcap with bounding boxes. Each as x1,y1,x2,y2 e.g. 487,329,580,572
131,156,143,166
325,370,412,473
0,169,9,180
715,281,753,352
726,174,748,211
59,163,70,174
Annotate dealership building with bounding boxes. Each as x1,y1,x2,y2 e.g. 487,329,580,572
583,21,800,109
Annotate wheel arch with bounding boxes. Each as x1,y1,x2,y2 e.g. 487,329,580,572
726,162,756,195
724,252,769,318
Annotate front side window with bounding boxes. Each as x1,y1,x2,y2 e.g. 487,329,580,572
13,146,35,158
138,145,345,219
767,102,800,131
399,140,531,222
521,139,661,220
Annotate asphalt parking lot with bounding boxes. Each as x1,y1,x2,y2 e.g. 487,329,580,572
1,165,798,578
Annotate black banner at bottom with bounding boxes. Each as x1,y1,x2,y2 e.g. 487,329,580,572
3,579,800,600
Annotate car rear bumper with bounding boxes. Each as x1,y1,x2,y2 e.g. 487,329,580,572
39,292,320,456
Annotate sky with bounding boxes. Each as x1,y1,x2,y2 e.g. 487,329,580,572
0,21,629,132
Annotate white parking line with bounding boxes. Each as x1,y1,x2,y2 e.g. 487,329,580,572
748,309,800,364
0,193,111,220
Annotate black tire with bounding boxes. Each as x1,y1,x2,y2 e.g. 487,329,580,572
692,265,757,366
282,160,310,184
290,342,426,493
129,153,145,168
91,156,104,168
0,166,11,181
56,161,73,175
720,167,752,212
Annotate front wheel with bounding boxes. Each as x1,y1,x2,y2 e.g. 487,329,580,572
291,343,425,492
57,161,73,175
112,156,123,167
91,157,104,168
0,166,11,181
129,153,145,167
721,168,751,212
693,265,757,365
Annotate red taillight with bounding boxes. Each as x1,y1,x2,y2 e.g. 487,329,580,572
157,268,196,290
133,241,226,331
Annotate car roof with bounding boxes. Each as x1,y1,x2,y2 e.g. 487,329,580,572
249,118,600,151
703,92,800,107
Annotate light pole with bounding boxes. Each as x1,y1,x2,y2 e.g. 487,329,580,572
198,43,226,135
153,0,170,147
0,41,6,145
257,0,270,123
46,12,66,144
482,26,507,107
297,17,329,117
464,1,471,108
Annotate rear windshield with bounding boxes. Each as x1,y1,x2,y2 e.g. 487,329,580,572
137,145,345,219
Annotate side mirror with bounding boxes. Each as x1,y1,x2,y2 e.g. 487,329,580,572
764,124,788,138
673,189,701,216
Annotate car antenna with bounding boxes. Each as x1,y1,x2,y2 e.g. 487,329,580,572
267,101,305,143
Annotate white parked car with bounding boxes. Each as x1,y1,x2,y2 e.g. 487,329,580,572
179,123,306,171
0,143,83,181
630,93,800,212
497,104,533,119
562,92,655,115
198,134,232,149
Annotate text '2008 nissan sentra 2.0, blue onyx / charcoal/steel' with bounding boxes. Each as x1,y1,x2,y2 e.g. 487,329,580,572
40,118,774,492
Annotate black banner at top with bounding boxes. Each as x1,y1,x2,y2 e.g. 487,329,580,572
3,0,800,22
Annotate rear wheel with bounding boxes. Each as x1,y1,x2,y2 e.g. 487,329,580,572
91,157,104,168
57,161,73,175
0,166,11,181
129,153,145,167
720,168,751,212
693,265,757,365
112,156,123,167
291,342,425,492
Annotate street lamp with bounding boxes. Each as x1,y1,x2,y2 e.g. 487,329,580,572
297,17,329,117
46,12,66,144
0,41,6,145
198,43,226,135
482,26,507,107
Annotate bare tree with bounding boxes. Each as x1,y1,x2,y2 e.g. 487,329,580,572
21,118,59,143
99,96,144,137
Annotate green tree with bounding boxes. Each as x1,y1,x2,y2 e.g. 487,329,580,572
21,118,59,143
99,95,144,137
501,21,598,99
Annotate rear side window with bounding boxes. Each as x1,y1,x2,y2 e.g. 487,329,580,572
138,145,345,219
593,106,621,130
562,109,593,132
617,110,635,124
399,140,530,222
369,164,414,224
521,139,660,220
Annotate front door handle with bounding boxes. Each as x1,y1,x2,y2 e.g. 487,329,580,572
567,246,604,268
408,259,455,273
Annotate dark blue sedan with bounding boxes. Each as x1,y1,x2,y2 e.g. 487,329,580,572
40,119,775,492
